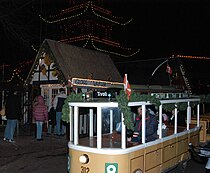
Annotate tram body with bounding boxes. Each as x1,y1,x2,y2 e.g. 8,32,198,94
67,95,200,173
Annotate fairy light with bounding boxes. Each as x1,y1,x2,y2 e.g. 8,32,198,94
59,34,140,57
82,35,91,47
31,45,38,52
176,54,210,60
6,59,34,83
39,2,90,24
40,1,132,25
89,37,140,57
39,1,137,57
90,2,133,25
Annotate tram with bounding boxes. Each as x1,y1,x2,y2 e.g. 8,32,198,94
67,92,200,173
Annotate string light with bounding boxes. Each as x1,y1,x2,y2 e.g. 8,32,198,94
1,59,34,83
176,54,210,60
60,34,140,57
90,39,140,57
39,1,136,57
31,45,38,52
39,1,132,25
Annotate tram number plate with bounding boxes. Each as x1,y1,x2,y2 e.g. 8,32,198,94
81,166,90,173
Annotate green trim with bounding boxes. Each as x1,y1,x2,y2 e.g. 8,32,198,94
116,90,134,130
61,91,205,129
62,93,83,122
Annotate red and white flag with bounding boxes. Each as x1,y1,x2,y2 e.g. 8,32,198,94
166,64,172,75
123,74,132,100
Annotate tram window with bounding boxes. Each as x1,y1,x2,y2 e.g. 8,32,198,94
101,108,122,148
75,107,123,148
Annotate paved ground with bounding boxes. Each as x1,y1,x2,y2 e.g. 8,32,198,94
0,124,208,173
167,159,206,173
0,125,68,173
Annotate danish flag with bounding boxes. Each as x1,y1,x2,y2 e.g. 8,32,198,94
124,74,132,100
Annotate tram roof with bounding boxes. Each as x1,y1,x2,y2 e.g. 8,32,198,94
68,95,200,107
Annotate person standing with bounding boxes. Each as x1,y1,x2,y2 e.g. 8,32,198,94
47,106,56,135
33,96,48,141
3,90,21,143
53,88,67,136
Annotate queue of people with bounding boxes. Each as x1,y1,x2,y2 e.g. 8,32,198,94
0,88,68,143
1,88,187,144
32,88,67,140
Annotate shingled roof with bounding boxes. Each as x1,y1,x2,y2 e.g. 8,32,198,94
25,39,122,85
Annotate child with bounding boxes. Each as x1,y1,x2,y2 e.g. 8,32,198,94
47,107,56,135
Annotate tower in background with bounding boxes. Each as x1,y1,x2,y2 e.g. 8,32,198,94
40,0,140,57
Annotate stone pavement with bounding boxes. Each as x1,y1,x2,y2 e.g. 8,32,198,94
0,124,68,173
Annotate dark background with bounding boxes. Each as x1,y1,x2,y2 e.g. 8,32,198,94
0,0,210,83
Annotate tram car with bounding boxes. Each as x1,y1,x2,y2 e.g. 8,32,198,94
67,92,200,173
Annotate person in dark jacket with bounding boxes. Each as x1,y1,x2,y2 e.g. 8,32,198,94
53,88,67,136
3,91,21,143
131,106,158,143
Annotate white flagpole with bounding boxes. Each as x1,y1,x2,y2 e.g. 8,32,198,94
124,74,127,91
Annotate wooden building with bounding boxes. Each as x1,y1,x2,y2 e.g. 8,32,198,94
24,39,123,123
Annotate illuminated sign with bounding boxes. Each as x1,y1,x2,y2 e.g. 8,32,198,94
93,91,113,98
72,78,123,88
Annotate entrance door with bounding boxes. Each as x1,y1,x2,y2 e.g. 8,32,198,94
41,84,66,111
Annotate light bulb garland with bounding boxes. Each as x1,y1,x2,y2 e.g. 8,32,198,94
176,54,210,60
89,37,140,57
60,34,140,57
39,1,132,26
6,59,34,83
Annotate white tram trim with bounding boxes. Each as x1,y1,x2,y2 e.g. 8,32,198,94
160,98,200,104
68,127,200,155
69,102,118,107
69,98,200,148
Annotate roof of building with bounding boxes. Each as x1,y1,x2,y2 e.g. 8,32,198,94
25,39,123,85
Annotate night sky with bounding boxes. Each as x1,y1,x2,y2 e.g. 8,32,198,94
0,0,210,76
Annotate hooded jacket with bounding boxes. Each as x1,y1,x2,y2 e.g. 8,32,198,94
33,96,48,122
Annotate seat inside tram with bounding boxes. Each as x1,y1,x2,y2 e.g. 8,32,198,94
73,104,196,149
